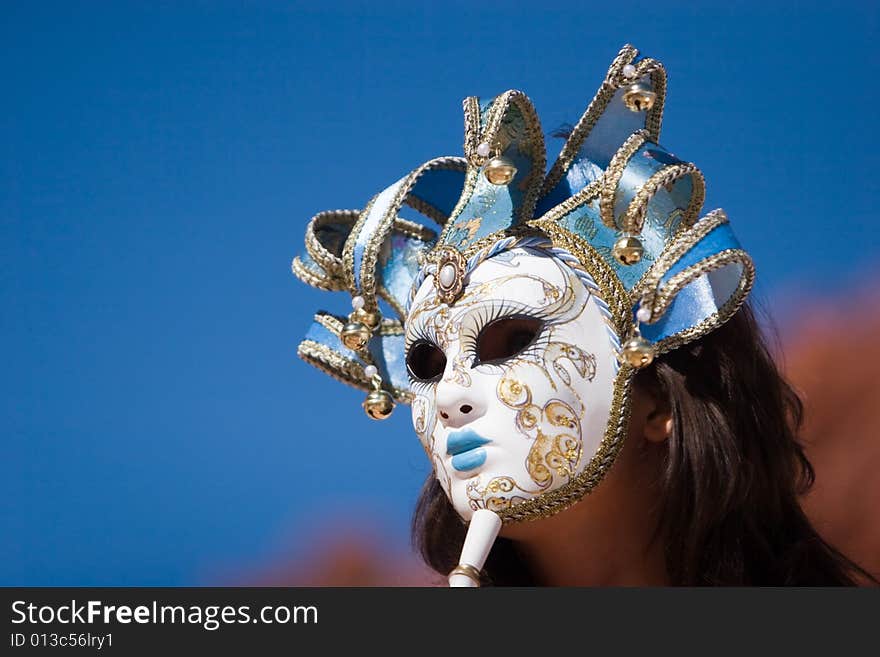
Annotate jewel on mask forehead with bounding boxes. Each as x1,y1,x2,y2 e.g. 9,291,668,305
432,245,467,305
439,263,456,287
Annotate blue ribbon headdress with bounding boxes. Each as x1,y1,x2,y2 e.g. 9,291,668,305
291,44,754,432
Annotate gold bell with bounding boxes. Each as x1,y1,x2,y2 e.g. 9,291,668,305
612,235,644,265
363,389,395,420
620,335,655,369
351,307,380,330
340,321,371,351
622,83,656,112
483,156,517,185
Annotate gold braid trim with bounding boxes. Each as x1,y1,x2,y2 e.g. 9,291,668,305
481,90,519,151
302,209,436,302
481,91,545,223
451,225,535,266
313,310,404,342
405,158,467,227
297,339,413,405
653,252,755,355
504,90,547,227
439,90,546,248
360,158,465,313
442,96,491,237
632,208,729,307
540,44,667,199
304,209,359,280
389,216,437,242
462,95,482,165
360,174,428,310
377,318,405,336
599,129,650,230
645,60,667,138
341,157,463,313
539,45,636,199
314,312,344,335
298,339,370,389
533,178,603,225
621,162,706,235
652,248,755,325
442,168,481,242
341,192,378,296
405,195,451,227
290,256,343,291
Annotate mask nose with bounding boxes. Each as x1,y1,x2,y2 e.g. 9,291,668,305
435,377,486,429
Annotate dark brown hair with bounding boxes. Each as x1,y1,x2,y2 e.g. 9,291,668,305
412,303,874,585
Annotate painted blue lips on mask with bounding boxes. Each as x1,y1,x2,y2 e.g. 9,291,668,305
446,429,491,472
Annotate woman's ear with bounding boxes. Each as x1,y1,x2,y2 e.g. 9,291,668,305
634,374,673,444
643,396,673,443
630,377,673,444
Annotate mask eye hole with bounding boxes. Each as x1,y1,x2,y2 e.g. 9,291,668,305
406,340,446,382
475,315,543,365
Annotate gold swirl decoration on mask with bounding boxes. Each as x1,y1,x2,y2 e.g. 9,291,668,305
466,476,532,513
544,342,597,388
497,375,585,490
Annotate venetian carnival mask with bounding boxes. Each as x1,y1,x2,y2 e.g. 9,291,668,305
291,45,755,585
407,247,618,520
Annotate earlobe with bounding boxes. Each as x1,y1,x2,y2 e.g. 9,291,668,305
644,409,673,443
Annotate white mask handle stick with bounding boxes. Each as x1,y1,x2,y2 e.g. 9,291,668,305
447,509,502,587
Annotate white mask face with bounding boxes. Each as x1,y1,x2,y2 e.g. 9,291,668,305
406,247,618,521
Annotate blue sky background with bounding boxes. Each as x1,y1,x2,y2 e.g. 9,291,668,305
2,1,877,585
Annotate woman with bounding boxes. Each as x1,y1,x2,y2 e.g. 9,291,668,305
291,44,874,586
413,302,874,585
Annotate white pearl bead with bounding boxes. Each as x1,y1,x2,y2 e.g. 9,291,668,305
364,365,378,379
438,263,456,288
476,142,491,158
623,64,637,79
351,295,365,310
636,306,651,323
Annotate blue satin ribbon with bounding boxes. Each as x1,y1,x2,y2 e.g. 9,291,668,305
439,93,544,250
640,219,747,343
659,221,740,287
303,318,409,394
352,164,466,296
536,65,654,215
